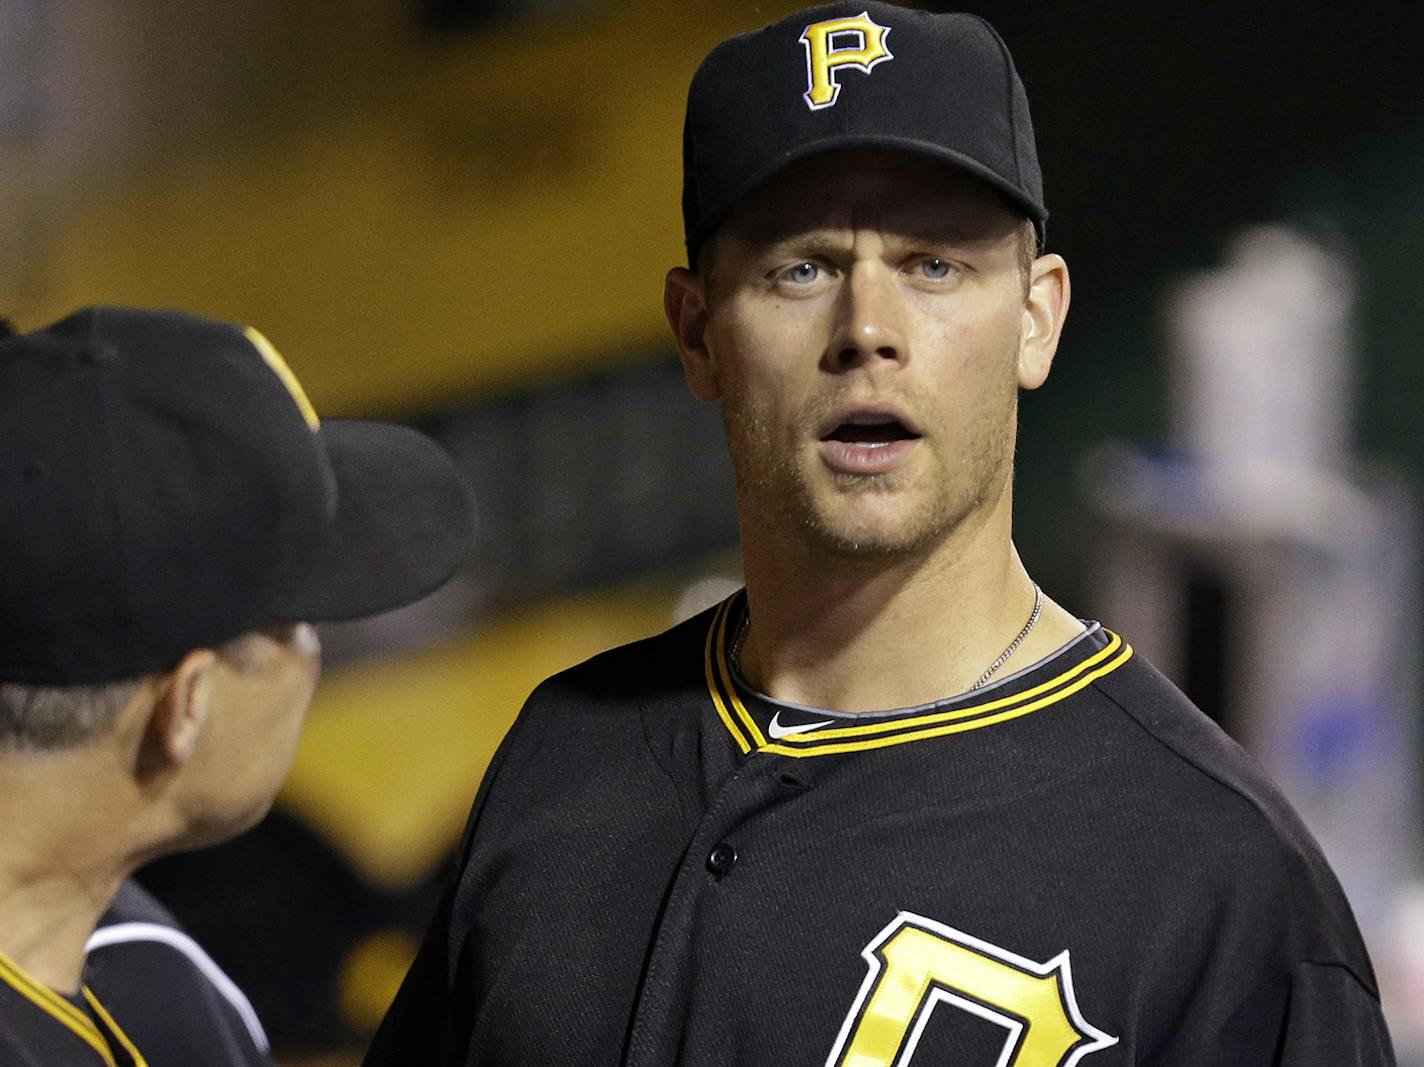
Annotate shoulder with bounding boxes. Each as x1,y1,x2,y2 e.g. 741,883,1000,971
87,880,270,1062
90,883,242,999
462,604,718,826
1091,640,1377,988
1091,643,1317,849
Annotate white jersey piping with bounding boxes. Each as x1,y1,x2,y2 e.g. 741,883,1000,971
85,922,270,1053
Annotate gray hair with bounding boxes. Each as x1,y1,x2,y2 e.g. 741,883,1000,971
0,678,143,751
0,631,272,752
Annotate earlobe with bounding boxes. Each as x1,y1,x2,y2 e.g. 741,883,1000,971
1017,253,1071,391
153,649,216,766
664,267,720,402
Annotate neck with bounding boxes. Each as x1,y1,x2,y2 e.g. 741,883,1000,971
0,751,137,993
738,487,1082,711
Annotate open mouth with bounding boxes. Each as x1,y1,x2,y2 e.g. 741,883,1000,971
821,414,921,446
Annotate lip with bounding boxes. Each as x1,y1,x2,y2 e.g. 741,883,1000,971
818,437,919,474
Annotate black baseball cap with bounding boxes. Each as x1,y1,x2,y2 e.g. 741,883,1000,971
0,307,476,684
682,2,1046,262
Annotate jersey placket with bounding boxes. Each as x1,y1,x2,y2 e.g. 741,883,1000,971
623,747,813,1064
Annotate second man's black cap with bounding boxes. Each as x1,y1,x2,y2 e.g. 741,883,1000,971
682,2,1046,262
0,307,476,684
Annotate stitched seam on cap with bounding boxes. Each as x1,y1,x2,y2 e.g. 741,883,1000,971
964,13,1022,186
90,309,138,656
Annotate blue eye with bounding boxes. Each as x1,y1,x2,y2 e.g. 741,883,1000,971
786,262,820,284
919,258,952,279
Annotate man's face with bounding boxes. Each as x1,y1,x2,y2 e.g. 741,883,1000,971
686,151,1046,560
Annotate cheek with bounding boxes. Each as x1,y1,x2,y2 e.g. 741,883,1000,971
275,658,320,744
710,307,823,422
241,651,319,755
922,300,1020,384
916,317,1020,451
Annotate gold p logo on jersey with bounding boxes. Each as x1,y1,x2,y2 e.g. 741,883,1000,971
827,913,1118,1067
799,12,893,111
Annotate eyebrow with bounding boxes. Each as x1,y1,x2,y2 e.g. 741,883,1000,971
750,225,993,262
760,231,847,259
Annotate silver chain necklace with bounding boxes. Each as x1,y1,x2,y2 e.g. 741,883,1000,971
729,583,1044,693
970,583,1043,690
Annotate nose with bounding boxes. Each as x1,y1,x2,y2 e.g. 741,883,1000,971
824,261,908,373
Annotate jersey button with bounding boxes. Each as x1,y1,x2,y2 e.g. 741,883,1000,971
706,842,738,878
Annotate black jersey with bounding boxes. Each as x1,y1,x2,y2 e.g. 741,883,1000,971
85,881,272,1067
0,881,271,1067
366,596,1395,1066
0,936,146,1067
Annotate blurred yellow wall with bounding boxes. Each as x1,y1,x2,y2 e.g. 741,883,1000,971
10,0,802,415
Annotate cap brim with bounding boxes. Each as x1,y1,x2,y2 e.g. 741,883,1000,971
686,135,1049,259
268,420,475,623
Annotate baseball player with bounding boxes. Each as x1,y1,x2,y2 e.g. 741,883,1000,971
365,5,1395,1064
0,307,474,1066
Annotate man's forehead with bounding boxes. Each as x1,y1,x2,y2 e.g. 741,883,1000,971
716,149,1022,252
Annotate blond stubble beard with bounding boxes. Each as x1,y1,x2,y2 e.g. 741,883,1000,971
721,363,1020,563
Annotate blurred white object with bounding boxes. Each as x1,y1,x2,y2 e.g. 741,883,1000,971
1170,225,1356,475
1083,225,1421,1049
1386,882,1424,1051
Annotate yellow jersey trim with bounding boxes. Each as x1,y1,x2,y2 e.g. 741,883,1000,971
704,599,751,753
0,947,147,1066
704,595,1134,759
84,988,149,1067
712,600,768,750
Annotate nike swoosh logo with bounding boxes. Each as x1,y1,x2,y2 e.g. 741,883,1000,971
767,711,835,740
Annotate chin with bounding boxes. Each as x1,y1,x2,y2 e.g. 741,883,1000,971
807,506,947,558
796,477,935,549
815,528,939,559
802,455,1009,560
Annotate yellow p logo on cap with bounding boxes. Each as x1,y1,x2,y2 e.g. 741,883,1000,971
244,326,320,431
800,12,893,111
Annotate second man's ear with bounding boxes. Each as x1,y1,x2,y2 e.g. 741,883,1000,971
664,267,721,402
149,649,218,766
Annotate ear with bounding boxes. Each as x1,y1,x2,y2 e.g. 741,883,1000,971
1017,252,1071,390
664,266,720,402
149,649,217,766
